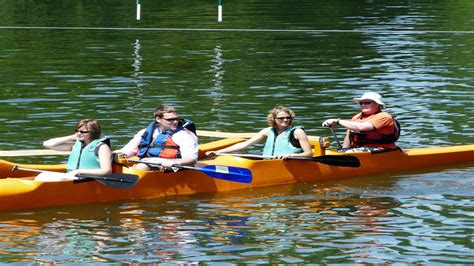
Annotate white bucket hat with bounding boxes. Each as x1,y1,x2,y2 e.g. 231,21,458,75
353,92,385,107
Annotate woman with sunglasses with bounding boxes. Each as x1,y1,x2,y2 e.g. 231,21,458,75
116,105,198,170
38,119,112,181
322,92,399,152
207,104,313,159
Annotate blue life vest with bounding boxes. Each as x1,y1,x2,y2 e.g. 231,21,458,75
66,137,110,172
262,126,303,157
137,121,182,159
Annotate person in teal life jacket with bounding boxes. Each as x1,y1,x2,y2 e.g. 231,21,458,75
206,104,313,159
322,92,400,153
41,119,112,180
115,105,198,170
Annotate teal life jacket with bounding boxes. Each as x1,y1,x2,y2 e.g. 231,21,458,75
262,126,303,157
66,137,110,172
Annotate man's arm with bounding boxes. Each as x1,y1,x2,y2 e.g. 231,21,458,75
114,129,146,157
173,130,199,166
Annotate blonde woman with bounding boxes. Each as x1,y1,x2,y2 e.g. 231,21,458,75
207,104,312,159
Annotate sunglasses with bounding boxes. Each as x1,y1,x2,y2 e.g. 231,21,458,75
75,130,90,134
275,116,292,120
359,101,374,105
162,117,180,122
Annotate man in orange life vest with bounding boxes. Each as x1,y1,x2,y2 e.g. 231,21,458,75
322,92,399,153
117,105,198,170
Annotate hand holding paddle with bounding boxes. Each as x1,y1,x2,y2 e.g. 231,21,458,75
329,126,343,150
205,151,218,158
322,119,344,149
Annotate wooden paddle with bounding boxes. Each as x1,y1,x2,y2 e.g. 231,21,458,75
213,152,361,168
127,159,252,184
12,166,139,189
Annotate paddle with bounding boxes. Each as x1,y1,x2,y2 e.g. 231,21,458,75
12,166,139,189
213,152,361,168
329,126,343,150
127,159,252,184
285,155,360,167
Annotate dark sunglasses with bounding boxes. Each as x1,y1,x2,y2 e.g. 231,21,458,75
162,117,180,122
75,130,90,134
275,116,292,120
359,101,373,105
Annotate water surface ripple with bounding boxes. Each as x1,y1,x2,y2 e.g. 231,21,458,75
0,0,473,263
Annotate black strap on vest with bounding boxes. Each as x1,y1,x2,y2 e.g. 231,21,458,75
147,144,180,149
350,115,401,145
289,128,302,148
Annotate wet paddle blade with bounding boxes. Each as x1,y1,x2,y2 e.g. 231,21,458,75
75,173,139,189
127,159,253,184
313,155,361,167
13,165,139,189
181,165,253,184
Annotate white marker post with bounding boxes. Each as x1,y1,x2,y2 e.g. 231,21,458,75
136,0,141,20
218,0,222,22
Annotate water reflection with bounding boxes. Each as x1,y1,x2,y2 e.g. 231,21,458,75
355,13,463,147
132,39,144,89
1,0,474,263
0,27,473,150
126,38,146,121
0,172,473,264
205,44,229,128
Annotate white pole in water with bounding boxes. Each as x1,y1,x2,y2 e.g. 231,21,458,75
136,0,141,20
218,0,222,22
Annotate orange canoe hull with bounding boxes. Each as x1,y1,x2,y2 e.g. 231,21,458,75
0,144,473,211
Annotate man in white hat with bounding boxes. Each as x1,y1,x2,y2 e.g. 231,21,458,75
322,92,399,152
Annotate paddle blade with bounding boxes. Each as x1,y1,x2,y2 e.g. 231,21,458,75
313,155,360,167
288,155,361,168
76,173,139,189
199,165,252,184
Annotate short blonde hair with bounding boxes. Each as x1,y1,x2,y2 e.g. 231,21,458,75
154,105,178,118
266,104,295,127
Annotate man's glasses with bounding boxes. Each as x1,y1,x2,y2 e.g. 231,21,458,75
162,117,180,122
275,116,292,120
359,101,373,105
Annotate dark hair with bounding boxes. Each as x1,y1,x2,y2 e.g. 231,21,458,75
74,119,101,139
153,105,178,118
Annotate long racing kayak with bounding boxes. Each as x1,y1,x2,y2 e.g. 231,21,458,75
0,141,473,212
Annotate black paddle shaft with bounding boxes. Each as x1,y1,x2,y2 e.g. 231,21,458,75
12,166,139,189
286,155,361,168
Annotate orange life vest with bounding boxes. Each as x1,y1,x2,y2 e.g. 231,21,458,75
349,113,400,149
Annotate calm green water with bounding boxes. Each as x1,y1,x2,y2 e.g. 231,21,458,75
0,0,474,263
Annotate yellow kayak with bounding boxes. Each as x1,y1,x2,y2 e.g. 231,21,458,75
0,138,473,212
